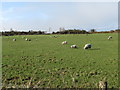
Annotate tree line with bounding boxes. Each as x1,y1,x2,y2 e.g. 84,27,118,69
1,29,120,36
53,29,89,34
1,30,45,36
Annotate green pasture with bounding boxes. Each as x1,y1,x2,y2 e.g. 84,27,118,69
2,33,118,88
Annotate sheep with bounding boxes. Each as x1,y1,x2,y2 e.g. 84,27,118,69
84,44,91,49
25,38,31,41
62,41,67,45
25,38,28,41
108,36,112,40
13,39,16,41
71,45,77,48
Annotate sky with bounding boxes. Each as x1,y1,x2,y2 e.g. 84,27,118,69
1,2,118,32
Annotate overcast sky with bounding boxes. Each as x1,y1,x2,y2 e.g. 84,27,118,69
1,2,118,32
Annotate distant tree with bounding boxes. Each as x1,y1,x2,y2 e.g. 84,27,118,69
110,30,115,33
90,29,96,33
81,30,87,34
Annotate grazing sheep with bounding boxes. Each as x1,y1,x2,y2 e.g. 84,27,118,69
62,41,67,45
25,38,28,41
25,38,31,41
13,39,16,41
71,45,77,48
108,36,112,40
84,44,91,49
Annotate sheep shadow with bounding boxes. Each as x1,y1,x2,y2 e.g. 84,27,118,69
90,48,100,50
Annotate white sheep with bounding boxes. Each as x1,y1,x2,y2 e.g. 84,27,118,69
25,38,31,41
84,44,91,49
25,38,28,41
62,41,67,45
71,45,77,48
13,39,16,41
108,36,112,40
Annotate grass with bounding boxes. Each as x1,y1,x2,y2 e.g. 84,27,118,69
2,33,118,88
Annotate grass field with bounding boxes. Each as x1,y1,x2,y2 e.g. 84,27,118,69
2,33,118,88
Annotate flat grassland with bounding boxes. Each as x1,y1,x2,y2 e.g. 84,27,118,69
2,33,118,88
